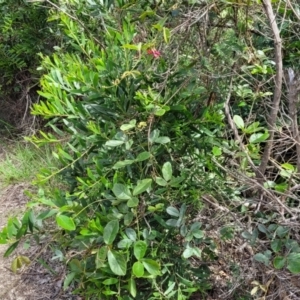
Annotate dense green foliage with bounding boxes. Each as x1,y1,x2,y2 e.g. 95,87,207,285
1,0,300,299
0,1,48,84
0,0,57,130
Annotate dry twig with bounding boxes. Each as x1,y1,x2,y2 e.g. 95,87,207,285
258,0,283,177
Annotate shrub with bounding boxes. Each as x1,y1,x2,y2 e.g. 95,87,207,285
4,1,300,299
0,1,226,298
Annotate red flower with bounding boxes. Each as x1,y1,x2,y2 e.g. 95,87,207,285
147,48,161,58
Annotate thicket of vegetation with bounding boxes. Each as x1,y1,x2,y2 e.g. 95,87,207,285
1,0,300,299
0,0,57,132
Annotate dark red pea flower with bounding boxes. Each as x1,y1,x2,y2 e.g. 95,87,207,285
147,48,161,58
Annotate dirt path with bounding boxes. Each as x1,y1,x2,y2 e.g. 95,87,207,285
0,184,40,300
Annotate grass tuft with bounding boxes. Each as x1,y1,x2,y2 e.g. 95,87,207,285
0,140,60,187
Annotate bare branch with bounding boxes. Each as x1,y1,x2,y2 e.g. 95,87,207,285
287,68,300,172
286,0,300,22
258,0,283,178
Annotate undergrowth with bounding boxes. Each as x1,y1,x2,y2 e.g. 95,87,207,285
0,140,60,187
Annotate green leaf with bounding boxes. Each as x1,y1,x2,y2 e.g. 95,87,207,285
268,224,277,232
113,160,135,169
140,10,155,20
154,108,166,116
279,169,293,178
120,120,136,131
126,228,137,241
170,105,187,111
118,239,133,249
63,272,76,290
141,259,161,276
164,282,176,296
128,278,137,298
132,261,144,277
5,218,19,239
105,140,125,147
182,248,194,259
276,226,289,238
136,151,151,162
125,140,133,150
190,222,201,231
107,250,127,276
96,246,108,268
56,215,76,231
254,253,270,266
103,278,119,285
103,220,119,245
127,197,139,207
155,136,170,144
212,146,222,156
124,212,134,226
123,44,141,50
233,115,244,129
102,290,118,296
257,224,267,234
163,27,170,44
162,162,172,182
134,241,147,260
193,247,202,258
287,253,300,274
179,203,187,222
281,163,295,171
149,129,160,143
4,241,19,257
185,231,194,242
275,182,288,192
59,149,73,161
133,179,152,196
166,219,179,227
249,131,269,144
87,168,96,180
271,239,282,253
112,183,132,200
176,273,195,288
166,206,180,217
273,256,286,269
169,176,185,187
285,240,300,252
193,230,204,239
263,181,275,189
68,259,82,273
16,224,28,240
244,122,263,134
180,225,188,237
155,177,168,186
